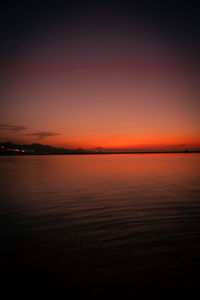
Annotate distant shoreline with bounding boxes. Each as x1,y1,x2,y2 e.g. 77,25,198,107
1,151,200,156
1,142,199,156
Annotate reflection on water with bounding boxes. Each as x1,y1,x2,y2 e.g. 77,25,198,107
0,154,200,297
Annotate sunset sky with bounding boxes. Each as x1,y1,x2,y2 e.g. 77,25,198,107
1,1,199,151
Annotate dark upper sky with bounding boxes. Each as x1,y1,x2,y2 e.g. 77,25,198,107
1,1,199,57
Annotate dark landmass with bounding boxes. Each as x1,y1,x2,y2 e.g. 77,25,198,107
0,141,90,155
0,142,199,155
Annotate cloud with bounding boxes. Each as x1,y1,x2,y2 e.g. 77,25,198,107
0,124,61,140
0,60,196,77
168,144,185,148
0,123,27,131
27,131,61,139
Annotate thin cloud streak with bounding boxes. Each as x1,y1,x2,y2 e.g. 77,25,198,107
26,131,61,139
0,124,27,131
0,60,197,76
168,144,185,148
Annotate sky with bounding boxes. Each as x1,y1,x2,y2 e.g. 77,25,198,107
0,1,200,151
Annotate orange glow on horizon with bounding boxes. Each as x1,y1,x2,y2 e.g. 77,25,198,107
47,135,200,151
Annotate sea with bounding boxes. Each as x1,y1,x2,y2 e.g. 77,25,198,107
0,154,200,298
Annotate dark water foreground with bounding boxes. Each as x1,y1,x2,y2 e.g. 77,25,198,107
0,154,200,298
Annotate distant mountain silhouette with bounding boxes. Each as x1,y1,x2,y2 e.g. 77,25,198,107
0,142,91,154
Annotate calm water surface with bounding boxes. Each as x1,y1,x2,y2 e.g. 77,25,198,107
1,154,200,298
